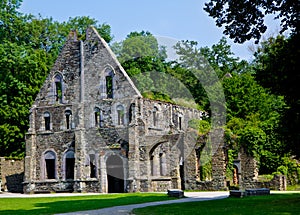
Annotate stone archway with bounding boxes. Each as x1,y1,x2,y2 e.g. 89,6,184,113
106,155,124,193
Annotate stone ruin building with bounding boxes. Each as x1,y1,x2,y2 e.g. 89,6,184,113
23,27,261,193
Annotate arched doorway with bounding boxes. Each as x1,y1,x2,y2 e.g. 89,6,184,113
106,155,124,193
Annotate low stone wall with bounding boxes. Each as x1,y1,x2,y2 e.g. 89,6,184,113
0,157,24,193
256,175,287,191
185,180,214,191
150,179,172,192
23,181,74,193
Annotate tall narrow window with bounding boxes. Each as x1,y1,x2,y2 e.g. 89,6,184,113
153,107,158,126
89,154,96,178
65,110,72,129
106,76,113,99
117,105,125,125
129,103,135,123
44,151,56,179
160,153,167,176
94,107,104,127
54,74,63,103
178,116,182,130
44,112,50,131
150,155,154,176
94,107,100,126
65,151,75,180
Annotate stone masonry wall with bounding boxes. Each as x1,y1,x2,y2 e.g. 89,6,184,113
0,157,24,193
239,148,259,189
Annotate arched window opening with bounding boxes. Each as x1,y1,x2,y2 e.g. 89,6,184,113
54,74,63,103
153,107,158,127
117,105,125,125
44,112,51,131
65,110,72,129
65,151,75,180
44,151,56,179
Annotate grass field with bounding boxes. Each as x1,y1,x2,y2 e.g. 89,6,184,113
0,193,174,215
1,192,299,215
133,193,300,215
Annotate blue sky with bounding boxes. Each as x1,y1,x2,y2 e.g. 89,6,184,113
20,0,281,60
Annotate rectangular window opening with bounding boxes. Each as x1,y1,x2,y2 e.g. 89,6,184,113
45,117,50,131
66,158,75,179
45,159,55,179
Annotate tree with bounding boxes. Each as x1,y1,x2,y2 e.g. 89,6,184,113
204,0,299,43
0,42,51,157
254,35,300,157
111,31,166,63
0,0,113,157
223,73,287,173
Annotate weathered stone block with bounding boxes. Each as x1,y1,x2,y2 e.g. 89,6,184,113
167,189,184,198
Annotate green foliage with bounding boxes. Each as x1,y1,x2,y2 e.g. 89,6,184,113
112,31,166,63
223,71,288,173
254,35,300,158
0,1,112,157
188,119,211,135
276,165,288,176
204,0,299,43
0,41,51,157
278,156,300,185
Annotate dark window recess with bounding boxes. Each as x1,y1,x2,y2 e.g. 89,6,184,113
65,110,72,129
179,116,182,130
54,74,63,103
90,154,96,178
45,159,55,179
106,76,113,99
65,151,75,180
66,158,75,179
95,111,99,125
129,103,135,123
44,151,56,179
44,112,50,130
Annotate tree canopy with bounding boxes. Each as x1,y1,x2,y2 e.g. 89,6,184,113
204,0,299,43
0,0,112,157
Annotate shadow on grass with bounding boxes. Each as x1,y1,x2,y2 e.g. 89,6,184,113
0,194,174,215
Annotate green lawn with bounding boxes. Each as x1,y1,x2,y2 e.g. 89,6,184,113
133,193,300,215
0,193,174,215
